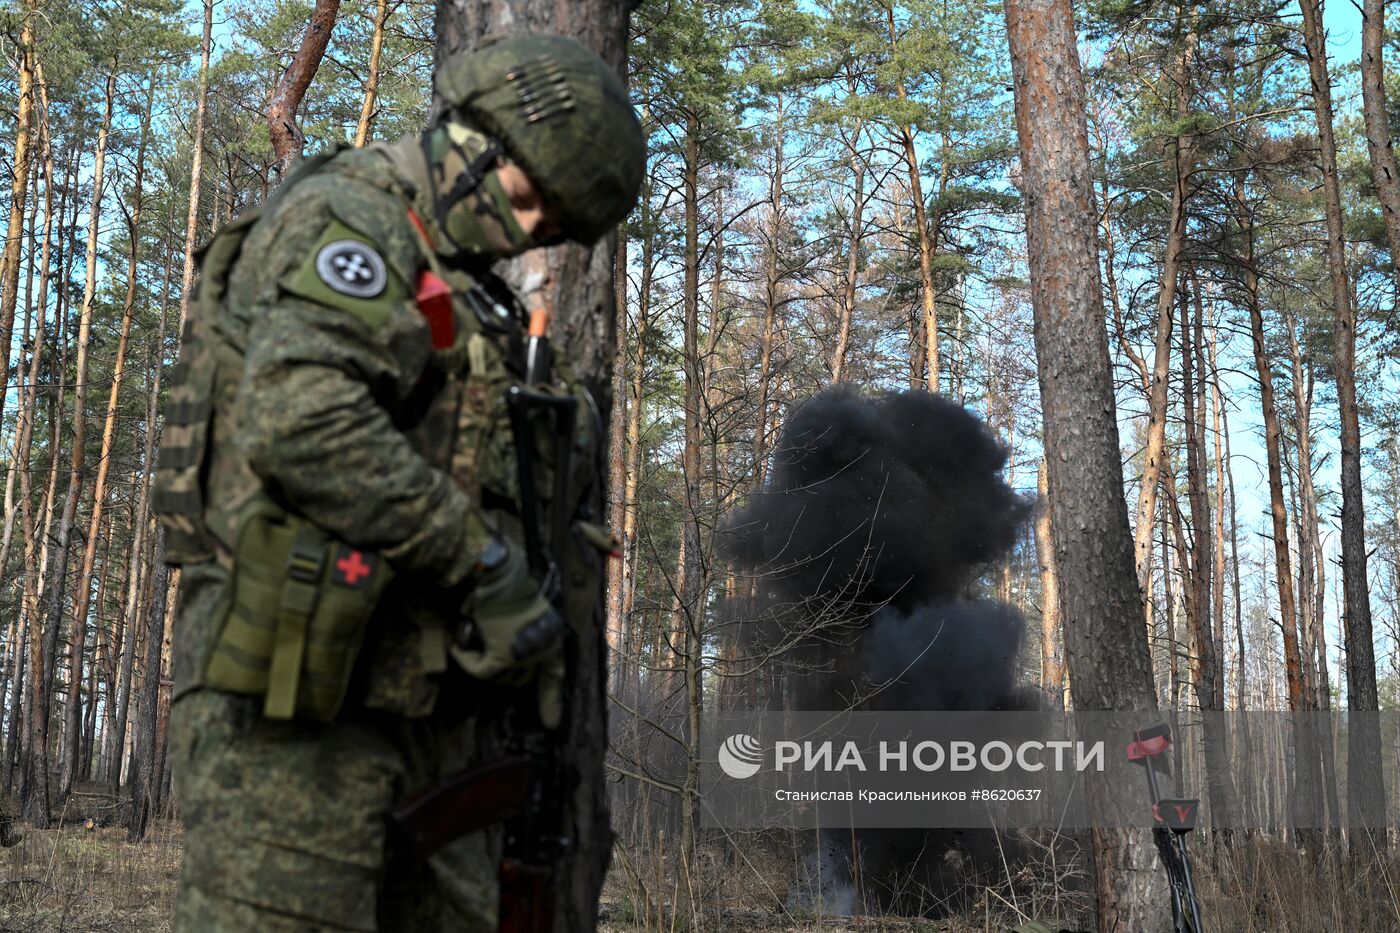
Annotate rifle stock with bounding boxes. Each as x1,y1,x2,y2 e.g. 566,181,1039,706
388,755,532,859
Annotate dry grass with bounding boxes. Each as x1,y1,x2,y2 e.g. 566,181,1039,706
2,822,1397,931
0,822,181,933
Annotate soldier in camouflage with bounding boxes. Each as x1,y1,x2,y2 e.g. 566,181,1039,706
154,34,644,932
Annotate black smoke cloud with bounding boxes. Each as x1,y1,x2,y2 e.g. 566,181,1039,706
724,387,1030,615
721,388,1044,916
862,601,1029,711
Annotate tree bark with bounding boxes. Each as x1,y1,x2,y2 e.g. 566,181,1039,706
129,532,170,839
1131,13,1197,614
830,114,866,384
432,3,635,926
1182,275,1234,826
55,64,119,803
1234,169,1321,834
118,229,176,793
1035,460,1064,707
181,0,215,329
675,113,703,876
1004,0,1167,927
268,0,343,179
886,8,940,392
353,0,394,147
61,74,156,796
1360,0,1400,269
0,0,37,429
606,231,629,680
1299,0,1385,842
15,139,72,809
24,63,116,826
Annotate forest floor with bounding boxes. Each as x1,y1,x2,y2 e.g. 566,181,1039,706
0,821,182,933
2,824,1398,932
0,822,1051,932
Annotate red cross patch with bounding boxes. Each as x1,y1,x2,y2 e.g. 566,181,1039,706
332,545,378,590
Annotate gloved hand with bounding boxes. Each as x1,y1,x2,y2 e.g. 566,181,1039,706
449,536,567,728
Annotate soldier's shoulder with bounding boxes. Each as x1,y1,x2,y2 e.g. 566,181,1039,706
270,155,419,259
243,157,429,333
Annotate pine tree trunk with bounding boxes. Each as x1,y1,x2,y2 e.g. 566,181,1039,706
606,232,629,681
1299,0,1385,843
1360,0,1400,268
617,222,651,706
181,0,214,329
1235,170,1320,836
1131,14,1197,608
129,535,171,840
753,107,784,483
830,113,866,385
0,0,37,429
1036,460,1064,707
116,230,175,792
25,65,114,826
676,117,703,871
1004,0,1167,926
432,4,635,925
62,75,155,796
886,9,939,392
1182,275,1234,826
15,157,71,807
56,64,119,803
0,119,48,591
354,0,393,146
268,0,343,178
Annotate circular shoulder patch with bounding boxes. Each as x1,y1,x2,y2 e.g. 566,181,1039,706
315,240,388,299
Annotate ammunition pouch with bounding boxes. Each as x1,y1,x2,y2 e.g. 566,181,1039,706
203,500,393,720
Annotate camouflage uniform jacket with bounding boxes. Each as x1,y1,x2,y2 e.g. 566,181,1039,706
167,143,523,718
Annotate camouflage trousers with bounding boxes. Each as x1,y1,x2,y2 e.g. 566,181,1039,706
171,688,501,932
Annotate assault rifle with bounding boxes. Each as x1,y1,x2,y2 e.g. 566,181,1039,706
1128,723,1204,933
389,303,579,933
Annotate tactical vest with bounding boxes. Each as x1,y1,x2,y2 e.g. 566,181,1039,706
154,144,610,722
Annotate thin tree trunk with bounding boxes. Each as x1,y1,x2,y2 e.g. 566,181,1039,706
606,231,629,681
268,0,343,178
1360,0,1400,269
830,114,866,385
131,532,171,839
15,150,72,808
886,8,939,391
1299,0,1385,842
0,0,37,429
753,103,785,484
1131,14,1197,612
62,74,155,796
1003,0,1168,926
353,0,393,146
26,64,116,826
0,150,44,589
181,0,215,330
80,518,113,781
1235,170,1319,835
1036,460,1064,707
619,231,651,704
1182,274,1233,826
675,113,703,875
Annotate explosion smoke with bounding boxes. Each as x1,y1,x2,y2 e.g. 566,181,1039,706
726,386,1029,614
722,387,1041,915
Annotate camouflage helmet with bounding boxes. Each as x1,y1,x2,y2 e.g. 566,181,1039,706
436,34,645,246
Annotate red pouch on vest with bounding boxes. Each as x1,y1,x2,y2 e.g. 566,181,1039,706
416,270,454,350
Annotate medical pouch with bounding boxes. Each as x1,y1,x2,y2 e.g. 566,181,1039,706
203,502,394,720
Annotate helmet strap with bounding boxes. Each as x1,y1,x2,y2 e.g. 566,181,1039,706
420,120,505,259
